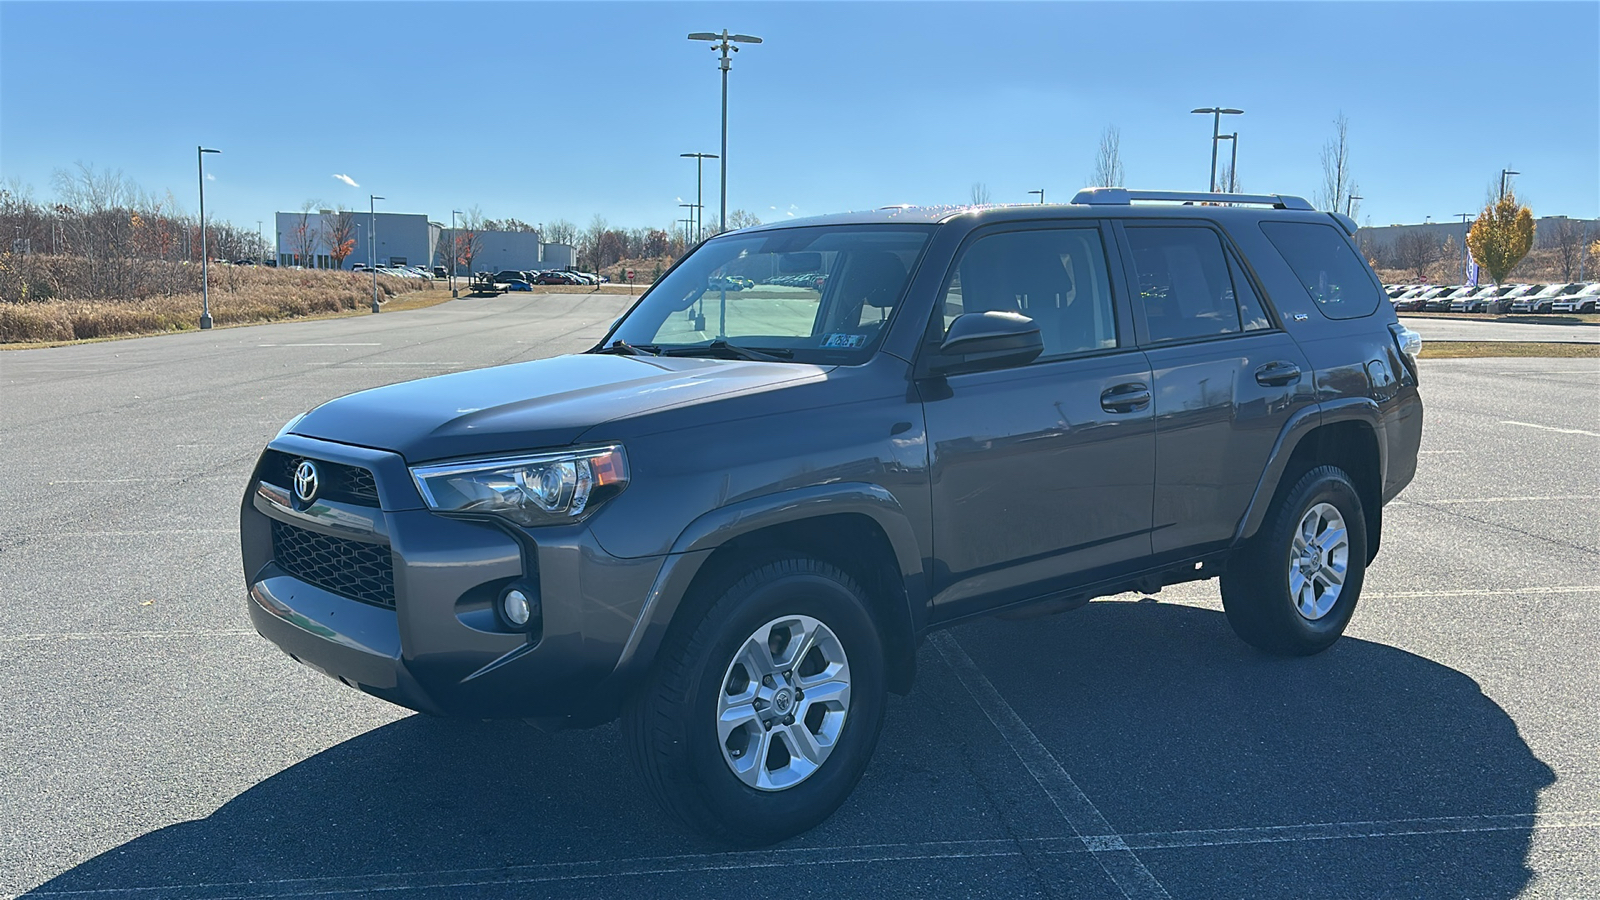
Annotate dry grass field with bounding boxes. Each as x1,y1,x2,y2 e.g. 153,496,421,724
0,264,435,344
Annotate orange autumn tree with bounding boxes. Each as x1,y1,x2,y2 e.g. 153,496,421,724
325,210,357,269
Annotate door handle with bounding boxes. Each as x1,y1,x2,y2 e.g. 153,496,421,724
1255,361,1302,387
1100,383,1151,413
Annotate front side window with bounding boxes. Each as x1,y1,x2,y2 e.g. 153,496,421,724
1260,221,1382,319
1125,226,1242,343
608,225,932,364
939,228,1119,359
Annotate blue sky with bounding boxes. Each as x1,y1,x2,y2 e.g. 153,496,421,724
2,2,1596,234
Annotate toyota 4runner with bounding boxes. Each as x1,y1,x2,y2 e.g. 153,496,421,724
241,189,1424,844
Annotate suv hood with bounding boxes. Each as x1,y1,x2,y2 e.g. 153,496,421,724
292,353,829,461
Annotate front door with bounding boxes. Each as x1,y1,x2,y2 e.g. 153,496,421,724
921,224,1156,621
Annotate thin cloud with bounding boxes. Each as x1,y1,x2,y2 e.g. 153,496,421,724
332,173,359,188
205,173,215,181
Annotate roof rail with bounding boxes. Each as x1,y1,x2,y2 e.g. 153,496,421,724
1071,188,1315,211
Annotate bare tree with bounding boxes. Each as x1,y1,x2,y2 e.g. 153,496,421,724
542,218,578,246
969,183,992,205
1315,113,1356,214
1547,217,1589,282
290,200,320,268
456,206,485,275
1216,161,1241,195
1091,126,1125,187
1395,228,1442,282
726,209,761,230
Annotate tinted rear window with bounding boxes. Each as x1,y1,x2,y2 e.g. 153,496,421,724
1260,222,1381,320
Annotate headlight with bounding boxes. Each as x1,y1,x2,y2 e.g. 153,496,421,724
410,445,629,526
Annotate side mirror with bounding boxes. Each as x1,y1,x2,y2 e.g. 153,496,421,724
929,311,1044,375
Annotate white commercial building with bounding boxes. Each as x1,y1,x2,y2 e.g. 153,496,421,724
275,210,438,270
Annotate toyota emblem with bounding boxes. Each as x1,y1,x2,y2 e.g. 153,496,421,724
293,460,320,504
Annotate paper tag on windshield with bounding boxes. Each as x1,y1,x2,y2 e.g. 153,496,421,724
822,333,867,349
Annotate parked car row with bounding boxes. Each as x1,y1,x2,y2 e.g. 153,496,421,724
1384,282,1599,314
484,269,608,288
351,263,436,280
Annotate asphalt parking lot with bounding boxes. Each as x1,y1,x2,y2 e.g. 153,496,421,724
2,294,1596,899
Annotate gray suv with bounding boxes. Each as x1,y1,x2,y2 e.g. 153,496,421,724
241,189,1424,844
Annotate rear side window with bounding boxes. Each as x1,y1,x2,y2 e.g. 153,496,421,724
1260,222,1381,320
1124,226,1242,343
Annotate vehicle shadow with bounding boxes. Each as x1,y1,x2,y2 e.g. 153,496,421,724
25,602,1552,899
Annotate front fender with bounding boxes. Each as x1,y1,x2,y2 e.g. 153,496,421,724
600,482,927,702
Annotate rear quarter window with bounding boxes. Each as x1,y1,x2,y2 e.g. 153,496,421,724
1259,222,1382,320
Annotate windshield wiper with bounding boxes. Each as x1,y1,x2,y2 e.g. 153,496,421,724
594,340,663,356
662,339,793,362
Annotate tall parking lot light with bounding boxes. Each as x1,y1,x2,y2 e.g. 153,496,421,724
1500,169,1519,200
680,202,700,243
688,30,761,236
369,195,385,313
1456,212,1474,282
1028,189,1045,204
1191,107,1243,192
197,147,221,329
1346,194,1362,217
681,152,718,241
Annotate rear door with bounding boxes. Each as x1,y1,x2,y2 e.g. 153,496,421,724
1115,222,1316,558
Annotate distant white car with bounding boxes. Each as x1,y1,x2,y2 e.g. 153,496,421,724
1509,284,1574,313
1551,283,1600,313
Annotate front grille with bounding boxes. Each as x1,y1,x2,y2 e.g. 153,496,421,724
263,450,380,507
271,520,395,609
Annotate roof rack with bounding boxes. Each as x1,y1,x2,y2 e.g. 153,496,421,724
1070,188,1314,211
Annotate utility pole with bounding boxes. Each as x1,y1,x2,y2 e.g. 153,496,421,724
688,30,762,237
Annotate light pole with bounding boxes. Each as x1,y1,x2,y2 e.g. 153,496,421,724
1500,169,1520,200
680,202,700,242
681,152,717,241
1190,107,1243,192
1225,132,1239,192
256,220,263,266
196,146,220,329
1028,189,1045,204
688,29,762,237
679,218,695,248
450,209,462,296
1455,212,1474,282
1346,194,1362,217
369,195,384,313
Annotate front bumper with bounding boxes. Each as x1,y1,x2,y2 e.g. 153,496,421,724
241,434,666,720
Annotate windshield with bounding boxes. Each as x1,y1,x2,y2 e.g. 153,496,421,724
606,224,933,363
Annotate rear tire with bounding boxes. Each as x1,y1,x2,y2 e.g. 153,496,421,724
1221,466,1368,656
623,556,887,845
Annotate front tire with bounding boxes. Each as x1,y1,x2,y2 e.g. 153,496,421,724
1221,466,1368,656
623,556,887,845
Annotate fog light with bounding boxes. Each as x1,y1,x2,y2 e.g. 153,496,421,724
502,589,532,627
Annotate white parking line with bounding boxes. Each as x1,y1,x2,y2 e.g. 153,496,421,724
0,629,255,643
930,630,1171,900
1500,420,1600,437
257,343,382,347
14,813,1594,898
1363,585,1600,600
1392,494,1593,505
